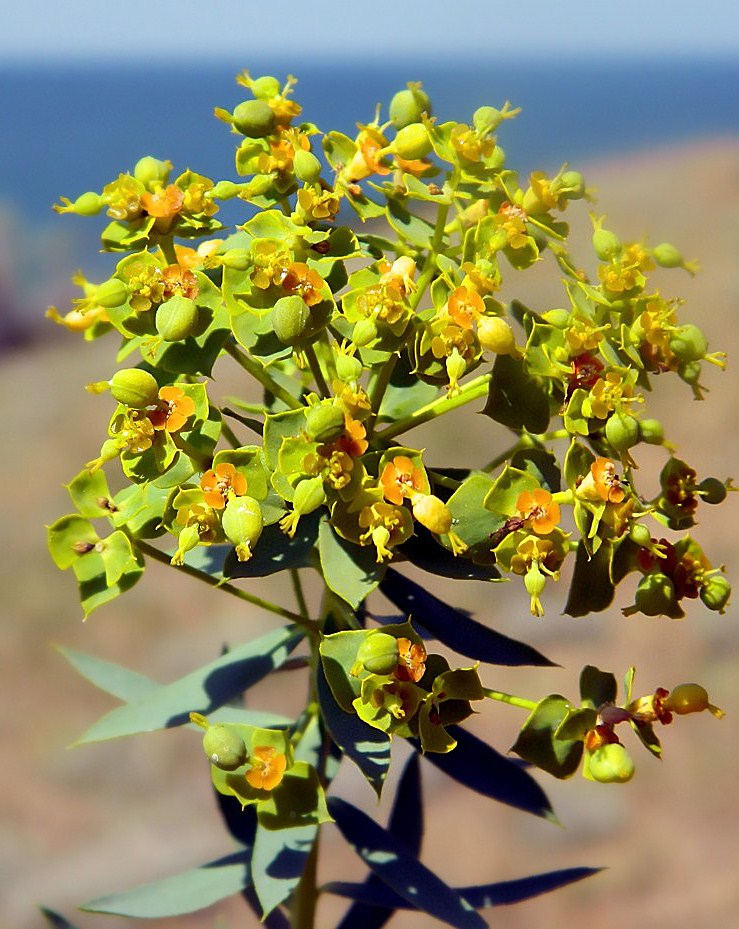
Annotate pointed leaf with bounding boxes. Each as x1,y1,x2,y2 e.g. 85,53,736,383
579,665,618,708
414,725,555,820
319,519,386,609
380,569,555,667
328,797,486,929
510,695,584,779
483,353,550,433
564,543,615,616
81,852,250,917
39,909,83,929
399,526,499,580
317,659,390,796
75,626,303,743
56,646,158,702
252,823,317,917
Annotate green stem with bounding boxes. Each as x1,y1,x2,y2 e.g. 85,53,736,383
132,538,320,639
224,340,303,411
219,419,241,449
159,235,178,265
408,200,450,312
483,688,537,711
376,372,492,442
290,829,320,929
304,344,331,399
366,352,398,437
291,568,311,621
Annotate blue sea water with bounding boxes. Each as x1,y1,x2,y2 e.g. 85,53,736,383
3,56,738,230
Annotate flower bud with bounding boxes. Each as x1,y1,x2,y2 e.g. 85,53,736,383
202,724,248,770
134,156,172,188
389,85,432,129
293,149,322,183
700,575,731,613
588,742,635,783
272,294,311,345
232,99,276,137
477,316,516,354
94,278,129,309
222,495,263,562
155,295,199,341
109,368,160,408
392,123,432,161
305,403,346,443
355,632,400,675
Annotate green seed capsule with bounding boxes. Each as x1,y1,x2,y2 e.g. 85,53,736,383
638,418,664,445
305,403,346,443
155,295,199,341
664,683,709,715
222,495,263,562
588,743,635,783
593,227,622,261
356,632,400,676
250,75,281,99
700,575,731,613
210,180,245,200
293,149,322,183
134,156,171,188
634,573,677,616
698,477,727,505
559,170,585,197
71,191,105,215
109,368,160,408
335,353,363,382
202,724,247,770
628,522,653,549
272,295,310,345
95,278,130,309
472,106,502,135
389,86,431,129
605,411,640,452
477,316,515,354
669,324,707,363
351,317,377,347
232,99,276,138
652,242,683,269
393,123,432,160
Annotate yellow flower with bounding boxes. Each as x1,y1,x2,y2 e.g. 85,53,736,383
245,746,287,791
515,488,561,535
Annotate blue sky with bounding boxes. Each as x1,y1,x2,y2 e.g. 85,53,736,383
4,0,739,61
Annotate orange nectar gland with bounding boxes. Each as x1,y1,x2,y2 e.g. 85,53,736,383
148,386,196,432
245,746,287,791
358,502,411,563
200,463,248,510
395,637,427,683
515,489,561,535
577,457,626,504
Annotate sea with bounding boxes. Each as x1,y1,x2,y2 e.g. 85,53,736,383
1,56,738,321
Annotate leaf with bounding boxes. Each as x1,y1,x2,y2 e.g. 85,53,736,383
75,625,303,743
81,852,250,917
328,797,486,929
579,665,618,708
444,472,506,555
483,353,550,434
56,646,159,702
39,909,83,929
224,511,320,578
252,822,317,917
380,569,556,667
325,865,601,909
316,659,391,797
319,518,386,609
564,542,615,616
414,725,556,821
385,198,436,248
510,695,584,779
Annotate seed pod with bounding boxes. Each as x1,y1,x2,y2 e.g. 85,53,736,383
389,86,431,129
638,418,664,445
472,105,503,135
393,123,432,161
652,242,683,269
155,295,199,341
588,743,635,783
71,191,105,215
559,170,585,197
664,683,709,716
700,575,731,613
305,403,346,443
412,495,452,535
293,149,322,183
202,724,247,770
134,156,171,188
351,317,377,347
355,632,400,676
592,227,622,261
628,522,653,549
272,295,311,345
222,494,263,562
335,352,363,382
219,248,251,271
251,75,281,99
95,278,130,309
477,316,516,354
698,477,727,505
232,99,276,137
109,368,160,408
633,572,677,616
669,324,707,363
210,180,246,200
605,411,640,452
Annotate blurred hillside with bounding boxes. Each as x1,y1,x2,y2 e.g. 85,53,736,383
2,137,738,929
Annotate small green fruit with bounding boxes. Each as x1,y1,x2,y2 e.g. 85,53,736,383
334,352,363,382
389,86,431,129
669,324,707,363
700,575,731,613
356,632,400,676
155,295,199,341
633,572,677,616
664,683,709,716
250,75,281,99
232,99,276,138
222,495,263,562
71,191,105,215
698,477,727,505
272,295,310,345
293,149,322,183
202,724,247,770
95,278,129,309
588,743,635,783
638,418,664,445
134,156,171,188
304,403,346,443
109,368,160,408
652,242,683,269
393,123,432,161
605,411,640,452
593,227,622,261
472,105,502,134
477,316,515,354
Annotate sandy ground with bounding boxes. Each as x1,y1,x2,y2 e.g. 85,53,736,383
3,137,739,929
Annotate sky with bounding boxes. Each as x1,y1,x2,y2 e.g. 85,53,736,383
3,0,739,62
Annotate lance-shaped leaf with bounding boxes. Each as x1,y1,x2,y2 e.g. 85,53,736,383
335,752,423,929
80,851,250,917
325,865,601,910
75,625,303,743
412,725,555,821
328,797,486,929
252,822,317,917
564,542,615,616
319,519,386,609
317,658,391,797
510,695,584,779
380,569,555,667
56,646,159,702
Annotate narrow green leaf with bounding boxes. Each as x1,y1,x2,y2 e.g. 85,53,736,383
252,823,317,917
564,543,615,616
39,909,83,929
81,852,250,917
75,625,303,743
56,645,159,702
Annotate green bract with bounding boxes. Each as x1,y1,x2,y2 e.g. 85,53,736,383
48,67,731,929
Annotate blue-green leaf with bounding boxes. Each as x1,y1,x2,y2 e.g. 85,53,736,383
56,645,158,703
319,519,386,609
380,570,556,667
413,726,555,821
252,822,317,917
81,852,250,917
39,909,82,929
328,797,486,929
75,626,303,743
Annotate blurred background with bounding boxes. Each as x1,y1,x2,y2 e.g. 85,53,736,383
3,2,739,928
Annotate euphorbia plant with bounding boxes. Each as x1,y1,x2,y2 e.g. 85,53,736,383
46,70,731,928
